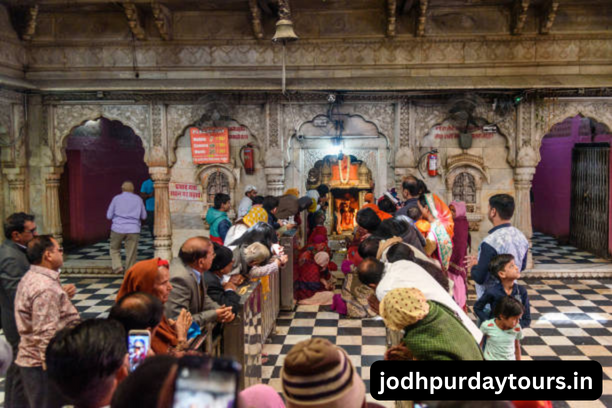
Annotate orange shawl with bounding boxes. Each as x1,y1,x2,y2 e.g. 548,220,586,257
115,258,178,355
362,203,392,221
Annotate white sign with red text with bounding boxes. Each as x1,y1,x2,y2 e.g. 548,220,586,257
169,183,202,201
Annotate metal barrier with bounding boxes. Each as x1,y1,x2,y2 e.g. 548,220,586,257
280,230,299,311
261,267,280,341
221,281,263,390
386,327,414,408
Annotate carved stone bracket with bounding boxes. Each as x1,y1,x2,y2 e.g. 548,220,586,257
248,0,264,40
150,167,172,260
264,167,286,197
416,0,428,37
123,3,146,40
540,0,559,34
512,0,531,35
151,2,172,41
386,0,397,37
22,5,39,41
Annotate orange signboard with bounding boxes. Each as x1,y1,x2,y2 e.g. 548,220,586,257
189,127,230,164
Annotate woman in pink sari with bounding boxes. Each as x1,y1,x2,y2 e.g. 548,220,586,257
448,200,470,311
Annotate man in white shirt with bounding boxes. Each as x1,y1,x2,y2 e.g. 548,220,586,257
357,257,482,343
237,185,257,218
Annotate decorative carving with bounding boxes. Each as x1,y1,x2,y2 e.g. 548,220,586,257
123,3,146,40
22,5,38,41
452,173,477,208
52,104,151,166
303,149,378,185
540,0,559,34
248,0,264,40
473,103,518,167
152,103,162,146
352,103,394,143
511,0,530,35
417,0,428,37
400,99,409,147
414,104,445,144
532,99,612,164
267,99,280,149
5,170,27,214
264,167,285,197
151,2,172,41
386,0,397,37
198,165,237,222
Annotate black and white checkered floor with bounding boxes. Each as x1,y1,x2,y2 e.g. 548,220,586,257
64,230,155,262
532,232,610,265
1,276,612,406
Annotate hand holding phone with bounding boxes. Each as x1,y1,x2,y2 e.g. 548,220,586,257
173,356,241,408
128,330,150,372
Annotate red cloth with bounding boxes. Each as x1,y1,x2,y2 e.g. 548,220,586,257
210,236,224,245
308,226,328,244
295,261,328,301
448,215,470,309
512,402,553,408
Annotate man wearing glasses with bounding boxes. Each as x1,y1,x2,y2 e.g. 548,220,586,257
0,212,37,407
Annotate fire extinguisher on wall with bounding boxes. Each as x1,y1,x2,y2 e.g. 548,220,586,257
427,149,439,177
240,143,256,175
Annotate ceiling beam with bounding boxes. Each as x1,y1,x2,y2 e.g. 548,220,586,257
387,0,397,37
249,0,264,40
22,5,39,41
123,3,146,40
151,1,171,40
416,0,427,37
511,0,530,35
540,0,559,34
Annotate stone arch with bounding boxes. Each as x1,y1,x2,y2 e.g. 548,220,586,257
52,104,151,166
167,102,264,167
532,100,612,164
197,164,238,221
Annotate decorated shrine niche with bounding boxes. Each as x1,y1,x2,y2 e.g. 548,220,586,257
307,154,373,236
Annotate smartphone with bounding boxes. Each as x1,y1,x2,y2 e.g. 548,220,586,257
173,355,241,408
128,330,150,373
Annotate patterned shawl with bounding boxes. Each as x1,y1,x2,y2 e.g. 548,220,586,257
423,193,453,271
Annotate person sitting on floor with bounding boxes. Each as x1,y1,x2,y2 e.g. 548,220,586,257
294,251,334,303
381,288,483,361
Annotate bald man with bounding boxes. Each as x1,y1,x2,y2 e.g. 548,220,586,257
166,237,234,328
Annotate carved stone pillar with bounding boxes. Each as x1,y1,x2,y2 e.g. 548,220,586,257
264,167,285,196
514,166,536,269
150,167,172,260
44,168,63,244
4,169,27,214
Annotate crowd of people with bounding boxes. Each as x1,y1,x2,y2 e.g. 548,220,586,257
0,174,540,407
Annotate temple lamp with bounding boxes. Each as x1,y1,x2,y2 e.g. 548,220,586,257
272,0,299,94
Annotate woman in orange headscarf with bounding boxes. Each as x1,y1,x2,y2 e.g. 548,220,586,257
116,258,192,355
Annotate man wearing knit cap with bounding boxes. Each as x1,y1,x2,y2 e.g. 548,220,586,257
282,338,385,408
238,185,258,218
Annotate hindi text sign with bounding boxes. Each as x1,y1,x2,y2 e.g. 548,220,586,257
190,127,230,164
169,183,202,201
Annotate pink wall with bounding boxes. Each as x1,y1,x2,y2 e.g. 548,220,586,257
532,116,612,241
60,119,149,247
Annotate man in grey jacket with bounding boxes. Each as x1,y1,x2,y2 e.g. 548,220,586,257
166,236,234,329
0,212,37,407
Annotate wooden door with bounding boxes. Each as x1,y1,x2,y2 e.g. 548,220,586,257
570,143,610,258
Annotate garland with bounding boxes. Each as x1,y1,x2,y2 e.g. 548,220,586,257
339,155,351,184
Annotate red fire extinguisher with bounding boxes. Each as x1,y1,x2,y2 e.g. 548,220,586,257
427,149,438,177
240,143,255,175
